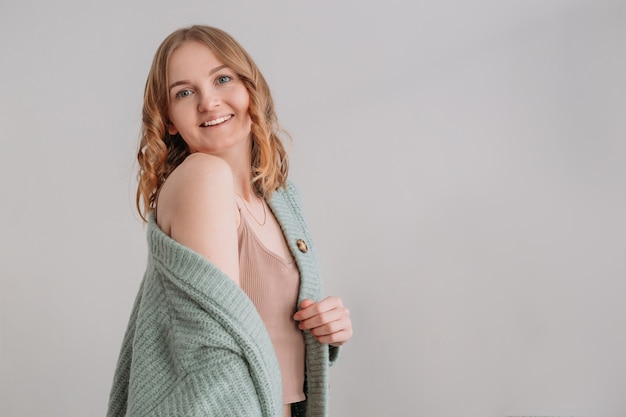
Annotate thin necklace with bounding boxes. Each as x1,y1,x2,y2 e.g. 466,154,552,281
238,194,267,226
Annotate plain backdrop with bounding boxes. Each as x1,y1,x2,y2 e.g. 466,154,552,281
1,0,625,416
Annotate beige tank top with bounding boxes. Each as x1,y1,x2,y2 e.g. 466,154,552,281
236,203,306,404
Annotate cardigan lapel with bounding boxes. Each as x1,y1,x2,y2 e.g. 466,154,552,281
267,185,322,303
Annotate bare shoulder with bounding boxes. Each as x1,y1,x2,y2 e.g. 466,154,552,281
167,153,233,189
157,153,235,235
156,153,240,284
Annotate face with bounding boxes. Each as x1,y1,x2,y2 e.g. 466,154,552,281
166,41,252,156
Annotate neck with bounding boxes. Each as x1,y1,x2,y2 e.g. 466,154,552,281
212,136,255,200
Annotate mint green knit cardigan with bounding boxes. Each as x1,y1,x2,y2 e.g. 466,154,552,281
107,182,338,417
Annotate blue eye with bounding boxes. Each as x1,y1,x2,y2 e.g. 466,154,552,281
217,75,232,84
175,89,192,99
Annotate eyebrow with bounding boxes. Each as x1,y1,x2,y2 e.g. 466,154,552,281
168,65,229,91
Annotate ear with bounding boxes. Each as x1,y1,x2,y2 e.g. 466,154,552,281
167,122,179,135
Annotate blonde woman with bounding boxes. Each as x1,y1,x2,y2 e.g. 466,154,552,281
107,25,352,417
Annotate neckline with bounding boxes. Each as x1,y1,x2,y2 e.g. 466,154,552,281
237,207,295,267
235,193,267,226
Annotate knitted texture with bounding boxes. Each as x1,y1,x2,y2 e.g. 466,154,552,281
107,182,337,417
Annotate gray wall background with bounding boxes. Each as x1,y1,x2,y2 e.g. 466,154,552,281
1,0,625,416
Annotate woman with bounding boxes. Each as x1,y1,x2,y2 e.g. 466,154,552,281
107,25,352,417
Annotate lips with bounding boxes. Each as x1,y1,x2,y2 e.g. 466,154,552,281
200,115,233,127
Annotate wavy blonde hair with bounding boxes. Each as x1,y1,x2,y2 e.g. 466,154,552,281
136,25,289,221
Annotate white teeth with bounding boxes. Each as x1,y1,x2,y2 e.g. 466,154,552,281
202,115,232,127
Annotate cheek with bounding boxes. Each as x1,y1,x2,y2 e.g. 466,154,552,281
241,93,253,128
166,108,178,135
168,103,191,128
236,87,251,113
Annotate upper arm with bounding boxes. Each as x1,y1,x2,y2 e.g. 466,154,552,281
156,153,240,285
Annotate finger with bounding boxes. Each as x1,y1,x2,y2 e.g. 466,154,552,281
313,296,344,314
309,311,353,346
308,316,347,337
293,299,316,321
298,307,346,331
314,328,352,346
294,296,343,321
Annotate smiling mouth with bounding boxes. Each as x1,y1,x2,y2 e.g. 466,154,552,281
200,115,233,127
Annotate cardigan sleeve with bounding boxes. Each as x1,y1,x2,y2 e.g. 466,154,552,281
148,362,266,417
106,281,145,417
109,269,282,417
147,268,282,417
107,219,283,417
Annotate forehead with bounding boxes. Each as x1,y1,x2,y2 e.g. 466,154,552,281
167,41,223,79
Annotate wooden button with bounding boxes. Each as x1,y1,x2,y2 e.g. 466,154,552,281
296,239,308,253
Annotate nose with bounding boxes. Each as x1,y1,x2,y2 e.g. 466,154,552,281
198,90,220,112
